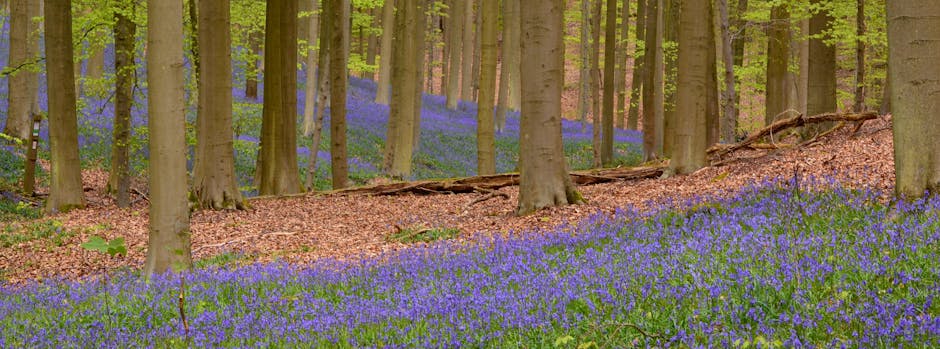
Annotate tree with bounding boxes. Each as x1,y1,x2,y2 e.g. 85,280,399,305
804,0,836,138
590,0,602,167
600,0,616,165
853,0,866,112
494,0,518,132
577,0,592,133
3,0,40,141
108,0,137,208
445,0,464,110
192,0,246,209
626,0,647,130
460,0,475,102
476,0,497,174
144,0,191,275
386,0,427,178
670,0,709,174
258,0,304,195
374,0,394,105
615,0,630,129
44,0,85,214
330,0,350,189
516,0,583,215
887,0,940,198
717,0,736,143
302,0,321,190
641,0,664,160
765,4,790,126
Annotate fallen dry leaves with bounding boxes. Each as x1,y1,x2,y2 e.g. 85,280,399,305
0,116,896,284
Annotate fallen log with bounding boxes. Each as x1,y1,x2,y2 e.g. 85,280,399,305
707,111,878,161
329,164,666,196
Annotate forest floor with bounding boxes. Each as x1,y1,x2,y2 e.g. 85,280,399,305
0,115,894,284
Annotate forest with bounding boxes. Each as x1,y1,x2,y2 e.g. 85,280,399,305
0,0,938,347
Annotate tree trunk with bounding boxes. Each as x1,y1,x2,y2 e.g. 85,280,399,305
600,0,616,165
507,0,521,111
412,0,427,151
670,0,709,175
517,0,583,215
193,0,245,210
578,0,592,132
460,0,474,102
887,0,940,198
798,19,809,115
3,0,40,141
313,5,333,187
765,5,790,126
704,0,720,148
615,0,630,130
476,0,497,174
445,0,464,110
245,30,261,100
494,0,515,132
303,0,321,190
626,0,647,130
662,0,678,157
590,0,602,168
330,0,349,189
388,0,427,178
375,0,394,105
717,0,736,143
641,0,663,160
804,0,837,139
365,8,379,81
258,0,304,195
470,3,482,102
144,0,191,275
109,1,136,208
44,0,85,214
853,0,866,112
730,0,747,125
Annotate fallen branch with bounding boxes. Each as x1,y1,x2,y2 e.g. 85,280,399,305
466,188,510,207
329,164,666,197
708,111,878,161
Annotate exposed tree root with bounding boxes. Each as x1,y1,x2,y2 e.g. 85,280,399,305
707,111,878,162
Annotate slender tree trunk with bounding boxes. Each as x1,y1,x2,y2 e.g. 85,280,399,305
887,0,940,198
705,0,720,147
411,0,427,151
193,0,245,210
388,0,427,178
642,0,663,160
853,0,866,112
765,5,790,126
717,0,736,143
798,19,809,115
426,8,438,95
476,0,497,174
730,0,747,125
470,3,482,102
313,5,332,185
670,0,709,175
517,0,583,215
600,0,616,165
245,30,261,100
578,0,592,132
507,0,521,111
460,0,473,102
44,0,84,214
375,0,394,105
144,0,191,275
3,0,40,141
445,0,464,110
804,0,837,139
109,1,136,208
303,0,321,190
590,0,602,168
615,0,630,130
662,0,677,158
365,7,379,81
258,0,304,195
330,0,349,188
494,0,514,132
626,0,647,130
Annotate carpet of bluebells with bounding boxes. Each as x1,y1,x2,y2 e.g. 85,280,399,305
2,183,940,347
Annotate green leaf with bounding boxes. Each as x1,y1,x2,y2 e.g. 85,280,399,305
554,335,574,347
107,237,127,257
80,236,109,253
565,298,590,317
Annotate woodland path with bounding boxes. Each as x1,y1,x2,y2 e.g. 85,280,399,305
0,116,895,284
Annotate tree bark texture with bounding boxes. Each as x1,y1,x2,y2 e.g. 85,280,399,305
3,0,40,141
627,0,647,131
476,0,497,174
600,0,616,165
804,0,837,139
641,0,663,160
717,0,737,143
330,0,350,189
375,0,394,105
445,0,464,110
671,0,709,174
854,0,866,112
388,0,426,178
765,5,790,126
615,0,630,129
109,1,137,208
303,0,321,190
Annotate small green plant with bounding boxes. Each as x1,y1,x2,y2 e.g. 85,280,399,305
195,251,246,269
387,225,460,244
80,236,127,258
1,219,72,247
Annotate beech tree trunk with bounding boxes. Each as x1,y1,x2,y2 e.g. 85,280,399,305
193,0,245,210
494,0,517,132
374,0,394,105
804,0,837,139
303,0,321,190
476,0,497,174
590,0,602,167
144,0,191,276
312,2,333,187
517,0,583,215
626,0,647,130
717,0,736,143
507,0,521,111
578,0,592,132
109,0,136,208
765,5,790,126
258,0,304,195
44,0,85,214
615,0,630,130
469,1,481,102
887,0,940,198
670,0,709,175
3,0,40,141
330,0,350,189
245,31,261,100
387,0,427,179
641,0,664,160
662,0,678,157
853,0,866,112
445,0,464,110
600,0,616,165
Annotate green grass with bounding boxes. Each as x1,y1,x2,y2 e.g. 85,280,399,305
0,219,74,248
387,226,461,243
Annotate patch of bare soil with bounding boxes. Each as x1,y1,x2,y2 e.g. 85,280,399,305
0,116,895,284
